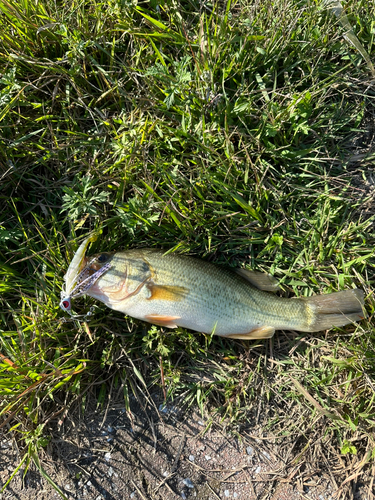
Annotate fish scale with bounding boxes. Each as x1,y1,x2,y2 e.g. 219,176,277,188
145,251,303,328
75,248,365,338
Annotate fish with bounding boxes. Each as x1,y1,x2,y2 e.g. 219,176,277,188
67,247,366,339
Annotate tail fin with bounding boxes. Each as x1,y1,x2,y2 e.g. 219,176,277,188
302,289,365,332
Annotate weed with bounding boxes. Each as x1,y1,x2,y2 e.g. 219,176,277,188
0,0,374,498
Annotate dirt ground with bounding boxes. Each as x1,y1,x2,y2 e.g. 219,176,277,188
0,393,369,500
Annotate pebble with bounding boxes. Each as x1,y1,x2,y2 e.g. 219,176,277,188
224,490,230,497
108,467,113,477
205,455,211,460
107,425,113,433
104,452,111,461
189,455,195,461
263,451,270,459
130,492,136,499
182,478,194,489
163,471,169,477
246,446,254,456
234,493,239,498
158,403,176,415
198,420,204,426
255,465,262,474
181,492,187,500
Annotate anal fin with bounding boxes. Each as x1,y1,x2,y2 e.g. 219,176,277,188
225,325,275,340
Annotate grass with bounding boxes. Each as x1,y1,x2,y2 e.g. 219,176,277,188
0,0,374,497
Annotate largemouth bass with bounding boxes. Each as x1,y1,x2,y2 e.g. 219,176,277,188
67,247,365,339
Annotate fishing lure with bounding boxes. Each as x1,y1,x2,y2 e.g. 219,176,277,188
60,235,111,318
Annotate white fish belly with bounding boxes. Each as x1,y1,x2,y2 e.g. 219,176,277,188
110,293,261,336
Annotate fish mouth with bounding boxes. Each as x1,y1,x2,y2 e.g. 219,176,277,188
70,261,112,298
80,256,88,269
85,267,131,303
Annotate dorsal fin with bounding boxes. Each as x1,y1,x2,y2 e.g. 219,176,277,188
235,268,280,292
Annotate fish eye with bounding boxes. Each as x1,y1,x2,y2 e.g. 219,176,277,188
97,253,110,263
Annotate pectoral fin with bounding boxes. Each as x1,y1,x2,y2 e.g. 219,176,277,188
225,326,275,339
235,268,280,292
145,314,181,328
146,283,188,302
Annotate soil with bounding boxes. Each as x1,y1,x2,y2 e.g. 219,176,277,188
1,392,368,500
